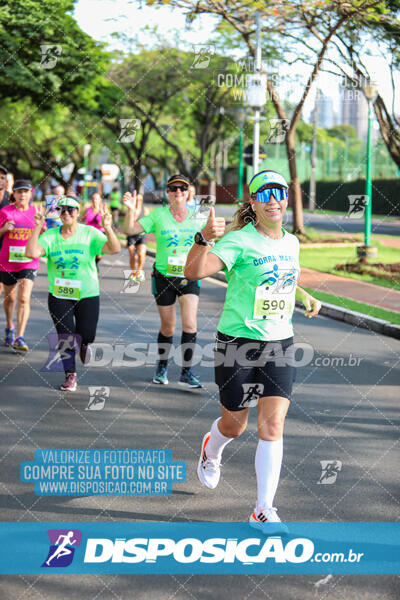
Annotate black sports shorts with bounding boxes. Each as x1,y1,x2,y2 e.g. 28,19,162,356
214,331,296,411
0,268,37,285
127,234,146,247
151,267,200,306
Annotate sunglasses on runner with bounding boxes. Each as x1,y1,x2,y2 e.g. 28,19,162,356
167,185,188,192
255,187,288,203
59,206,77,215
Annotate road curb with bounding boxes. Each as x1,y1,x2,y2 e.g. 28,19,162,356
146,248,400,340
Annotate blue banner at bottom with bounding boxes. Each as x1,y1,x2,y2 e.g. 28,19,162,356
0,522,398,574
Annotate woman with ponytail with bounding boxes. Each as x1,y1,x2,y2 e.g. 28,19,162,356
185,170,321,532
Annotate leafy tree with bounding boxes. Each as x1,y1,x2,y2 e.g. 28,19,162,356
0,0,108,110
146,0,390,234
96,44,240,189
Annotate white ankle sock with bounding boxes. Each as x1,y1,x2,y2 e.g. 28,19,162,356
255,438,283,509
207,418,233,459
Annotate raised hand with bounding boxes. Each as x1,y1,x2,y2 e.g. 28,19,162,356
101,204,113,229
34,205,46,228
123,190,137,212
201,206,225,242
3,220,15,232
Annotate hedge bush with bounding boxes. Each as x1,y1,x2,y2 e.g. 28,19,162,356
301,179,400,216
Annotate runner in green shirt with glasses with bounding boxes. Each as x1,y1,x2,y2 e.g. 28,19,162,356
185,170,321,533
123,174,207,388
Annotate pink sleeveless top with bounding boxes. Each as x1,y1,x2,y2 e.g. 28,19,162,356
85,206,104,232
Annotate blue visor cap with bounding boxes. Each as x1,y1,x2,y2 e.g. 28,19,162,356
255,187,288,203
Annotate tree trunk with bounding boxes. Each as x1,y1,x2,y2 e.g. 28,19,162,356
286,133,304,235
374,95,400,168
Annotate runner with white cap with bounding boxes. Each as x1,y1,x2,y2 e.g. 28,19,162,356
25,196,121,391
185,169,321,532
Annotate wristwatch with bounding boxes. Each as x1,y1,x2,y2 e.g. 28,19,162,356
195,231,212,246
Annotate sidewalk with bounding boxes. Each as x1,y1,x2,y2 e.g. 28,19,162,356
143,234,399,312
299,268,400,312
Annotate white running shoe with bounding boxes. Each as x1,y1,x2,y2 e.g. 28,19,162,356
197,432,220,489
136,270,145,282
249,507,289,535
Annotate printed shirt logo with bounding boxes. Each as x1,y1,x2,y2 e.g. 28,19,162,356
55,256,81,270
259,265,298,291
166,234,179,247
42,529,82,567
8,227,31,241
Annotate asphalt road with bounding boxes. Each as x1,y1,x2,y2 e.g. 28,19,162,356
1,250,399,599
214,204,400,236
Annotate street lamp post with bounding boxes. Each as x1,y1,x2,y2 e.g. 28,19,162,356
357,81,378,261
245,11,266,176
83,143,91,202
232,107,247,201
160,125,169,202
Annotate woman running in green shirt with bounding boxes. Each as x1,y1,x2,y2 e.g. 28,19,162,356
185,170,321,532
25,196,121,392
123,174,206,388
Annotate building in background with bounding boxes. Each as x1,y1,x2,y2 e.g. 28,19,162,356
340,85,369,141
310,90,336,129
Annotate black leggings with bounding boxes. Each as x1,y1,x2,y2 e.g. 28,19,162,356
48,293,100,373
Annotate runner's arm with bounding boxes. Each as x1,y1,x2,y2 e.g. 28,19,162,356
296,285,321,318
0,222,14,237
123,191,145,235
184,207,226,279
25,222,46,258
184,245,225,279
101,206,121,254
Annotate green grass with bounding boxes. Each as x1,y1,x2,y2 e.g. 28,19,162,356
300,242,400,290
302,287,400,325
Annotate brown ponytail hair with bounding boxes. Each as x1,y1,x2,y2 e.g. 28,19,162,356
228,199,256,232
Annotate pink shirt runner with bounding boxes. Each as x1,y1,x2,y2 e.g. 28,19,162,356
0,204,39,272
85,206,104,232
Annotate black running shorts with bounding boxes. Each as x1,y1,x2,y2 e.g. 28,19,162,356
0,268,37,285
214,332,296,411
127,234,146,247
151,267,200,306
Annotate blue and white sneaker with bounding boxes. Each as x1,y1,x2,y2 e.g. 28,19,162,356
153,363,169,385
13,336,29,352
4,327,15,347
179,368,203,388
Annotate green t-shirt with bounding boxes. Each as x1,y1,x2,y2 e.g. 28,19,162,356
139,206,206,277
38,224,107,300
110,191,121,209
210,222,300,341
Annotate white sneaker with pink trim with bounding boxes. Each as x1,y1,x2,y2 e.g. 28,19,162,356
197,432,221,489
